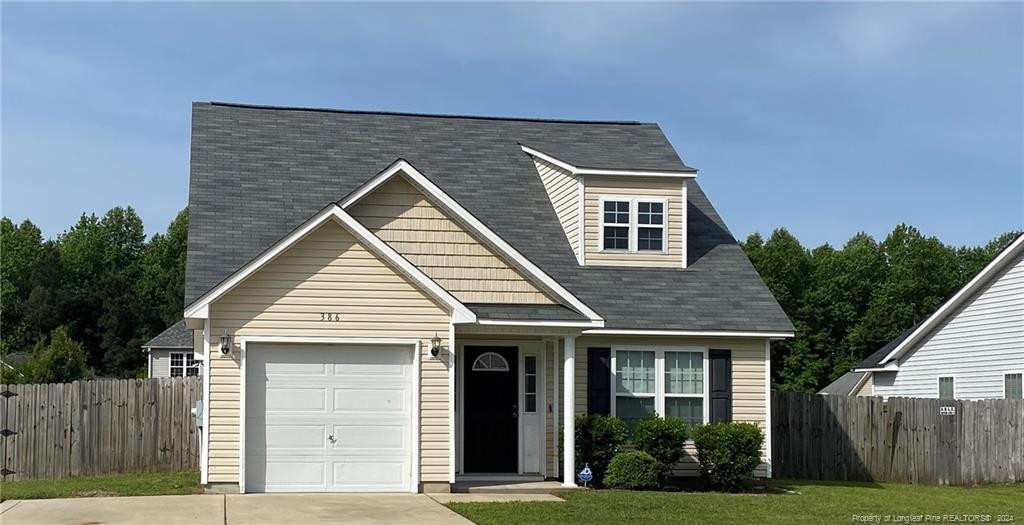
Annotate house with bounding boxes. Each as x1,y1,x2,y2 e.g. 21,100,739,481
181,102,793,494
142,320,202,378
817,370,871,396
851,234,1024,400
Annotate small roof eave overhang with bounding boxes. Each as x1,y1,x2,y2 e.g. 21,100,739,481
520,145,698,178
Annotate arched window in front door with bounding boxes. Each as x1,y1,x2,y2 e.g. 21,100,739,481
471,352,510,372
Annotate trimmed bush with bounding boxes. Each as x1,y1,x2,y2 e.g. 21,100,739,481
634,415,689,479
603,451,661,490
560,414,628,487
691,422,764,491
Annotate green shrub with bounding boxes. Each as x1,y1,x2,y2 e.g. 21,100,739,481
634,415,689,479
560,414,628,486
691,422,764,491
603,451,661,490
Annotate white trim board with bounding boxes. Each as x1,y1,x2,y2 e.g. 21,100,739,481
338,158,604,324
875,234,1024,367
521,145,697,179
583,329,794,338
183,203,476,324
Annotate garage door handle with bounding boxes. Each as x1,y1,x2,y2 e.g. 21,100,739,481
328,434,336,444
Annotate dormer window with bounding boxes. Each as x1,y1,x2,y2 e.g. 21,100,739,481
601,197,667,253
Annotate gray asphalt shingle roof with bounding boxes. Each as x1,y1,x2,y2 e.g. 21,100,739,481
467,304,588,322
186,102,792,332
818,371,867,396
142,320,193,349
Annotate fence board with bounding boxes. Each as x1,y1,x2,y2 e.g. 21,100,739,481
773,392,1023,485
0,377,202,481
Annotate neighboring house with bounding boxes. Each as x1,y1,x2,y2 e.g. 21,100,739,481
142,320,202,378
182,102,793,494
852,234,1024,400
817,370,871,396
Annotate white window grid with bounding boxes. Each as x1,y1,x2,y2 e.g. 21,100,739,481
524,355,538,413
170,352,201,377
610,346,708,425
599,196,669,254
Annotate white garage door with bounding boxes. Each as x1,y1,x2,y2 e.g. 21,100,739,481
244,343,414,492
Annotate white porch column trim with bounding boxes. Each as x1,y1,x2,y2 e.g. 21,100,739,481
562,336,576,487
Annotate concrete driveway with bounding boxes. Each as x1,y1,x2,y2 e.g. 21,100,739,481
0,493,475,524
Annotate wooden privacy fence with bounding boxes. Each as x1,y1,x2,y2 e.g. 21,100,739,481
0,377,203,481
772,391,1024,485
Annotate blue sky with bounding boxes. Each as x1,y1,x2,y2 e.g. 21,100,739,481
2,2,1021,248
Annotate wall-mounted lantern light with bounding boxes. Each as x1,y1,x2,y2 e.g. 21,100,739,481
430,333,442,359
219,331,232,356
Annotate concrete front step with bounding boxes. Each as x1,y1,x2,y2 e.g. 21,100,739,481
451,480,575,494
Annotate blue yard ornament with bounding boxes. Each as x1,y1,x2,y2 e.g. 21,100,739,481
578,463,594,487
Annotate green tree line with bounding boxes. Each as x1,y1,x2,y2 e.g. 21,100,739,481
741,225,1020,393
1,207,187,382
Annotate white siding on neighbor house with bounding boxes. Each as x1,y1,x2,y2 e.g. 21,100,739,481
532,157,581,260
873,252,1024,400
205,221,452,486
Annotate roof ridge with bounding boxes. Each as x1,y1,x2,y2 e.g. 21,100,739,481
202,101,652,126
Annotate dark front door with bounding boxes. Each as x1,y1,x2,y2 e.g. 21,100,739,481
464,346,518,473
709,349,733,423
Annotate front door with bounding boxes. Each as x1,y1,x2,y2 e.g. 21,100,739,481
464,346,518,473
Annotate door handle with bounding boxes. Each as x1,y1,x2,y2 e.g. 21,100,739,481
513,404,518,418
328,434,337,444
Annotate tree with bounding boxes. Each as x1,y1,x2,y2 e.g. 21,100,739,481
137,208,188,337
7,326,91,384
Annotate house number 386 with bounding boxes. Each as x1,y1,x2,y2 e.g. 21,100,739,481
320,313,342,322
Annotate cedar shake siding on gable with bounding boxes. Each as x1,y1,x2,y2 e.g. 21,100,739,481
583,176,685,267
533,157,581,259
205,221,451,484
348,175,556,304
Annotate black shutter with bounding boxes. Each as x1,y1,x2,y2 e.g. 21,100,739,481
709,349,732,423
587,348,611,415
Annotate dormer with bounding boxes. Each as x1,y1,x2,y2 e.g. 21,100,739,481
523,145,697,268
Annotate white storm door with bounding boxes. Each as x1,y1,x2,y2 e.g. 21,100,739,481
520,351,542,474
245,344,413,492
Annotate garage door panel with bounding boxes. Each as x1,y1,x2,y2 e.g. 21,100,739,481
261,387,327,412
333,424,407,450
334,387,408,413
245,343,414,493
333,460,408,489
258,424,327,450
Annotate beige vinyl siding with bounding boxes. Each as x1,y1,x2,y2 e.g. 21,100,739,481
855,373,874,396
533,158,581,259
546,336,769,478
584,176,684,267
194,329,204,358
205,220,451,485
349,175,555,304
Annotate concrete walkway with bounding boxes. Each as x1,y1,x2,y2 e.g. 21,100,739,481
0,493,474,524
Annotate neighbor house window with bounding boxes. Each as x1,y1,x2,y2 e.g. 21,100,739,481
602,200,630,250
613,347,706,434
600,198,667,253
1005,373,1023,399
170,352,201,377
938,376,954,400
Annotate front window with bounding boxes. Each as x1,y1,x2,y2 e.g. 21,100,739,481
615,350,656,432
613,348,705,434
938,376,954,399
170,352,201,377
600,198,667,253
664,351,703,427
1006,373,1022,399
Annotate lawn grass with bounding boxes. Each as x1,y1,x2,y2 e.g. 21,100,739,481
449,480,1024,525
0,470,200,501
